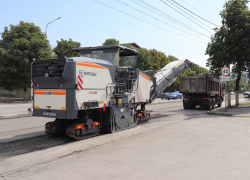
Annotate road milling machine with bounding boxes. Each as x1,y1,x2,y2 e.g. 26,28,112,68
30,45,192,140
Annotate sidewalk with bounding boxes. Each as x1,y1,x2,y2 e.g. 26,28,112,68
0,101,32,120
212,105,250,117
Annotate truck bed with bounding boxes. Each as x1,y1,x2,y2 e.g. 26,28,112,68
179,74,220,95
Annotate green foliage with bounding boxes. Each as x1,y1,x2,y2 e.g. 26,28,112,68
149,49,169,69
167,55,179,62
53,38,81,58
0,21,52,91
230,77,250,92
181,69,196,76
206,0,250,92
136,48,154,71
192,64,209,74
103,38,119,45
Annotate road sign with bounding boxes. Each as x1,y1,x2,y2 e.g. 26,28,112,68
221,66,230,76
220,76,230,81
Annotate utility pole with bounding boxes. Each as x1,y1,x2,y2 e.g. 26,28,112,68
225,0,231,107
45,17,61,38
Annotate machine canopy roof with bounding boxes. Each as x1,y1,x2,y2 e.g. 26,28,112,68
72,45,138,56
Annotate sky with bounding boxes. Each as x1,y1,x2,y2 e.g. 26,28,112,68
0,0,235,69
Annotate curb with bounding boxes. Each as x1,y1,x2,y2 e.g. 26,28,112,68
0,114,30,120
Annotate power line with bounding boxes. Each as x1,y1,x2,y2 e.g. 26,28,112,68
132,0,209,38
92,0,207,43
161,0,213,33
116,0,209,41
170,0,220,27
195,0,219,15
180,0,220,24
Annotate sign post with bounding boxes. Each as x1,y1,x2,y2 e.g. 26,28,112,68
221,66,230,109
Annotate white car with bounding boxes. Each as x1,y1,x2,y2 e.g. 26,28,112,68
230,91,234,95
244,91,250,97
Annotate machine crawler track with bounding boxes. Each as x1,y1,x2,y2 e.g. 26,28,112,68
45,120,64,137
67,124,100,140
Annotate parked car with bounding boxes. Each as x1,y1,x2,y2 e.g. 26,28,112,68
160,92,170,99
244,91,250,98
230,91,234,95
168,92,182,100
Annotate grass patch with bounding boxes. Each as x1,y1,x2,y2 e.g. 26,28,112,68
231,102,250,107
207,112,233,116
219,109,229,112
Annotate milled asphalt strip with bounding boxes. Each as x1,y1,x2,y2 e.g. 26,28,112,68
0,115,184,179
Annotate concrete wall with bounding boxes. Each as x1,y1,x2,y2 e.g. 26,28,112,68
0,88,31,99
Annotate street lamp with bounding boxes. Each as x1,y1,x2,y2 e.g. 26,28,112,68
45,17,61,38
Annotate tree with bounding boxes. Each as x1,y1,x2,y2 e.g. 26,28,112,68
181,69,196,76
192,64,209,74
149,49,171,70
206,0,250,106
167,55,179,62
53,38,81,58
136,48,154,71
0,21,52,99
103,38,119,45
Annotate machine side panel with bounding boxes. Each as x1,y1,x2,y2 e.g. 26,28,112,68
32,60,78,119
136,71,151,103
63,62,78,119
34,90,66,110
75,61,114,109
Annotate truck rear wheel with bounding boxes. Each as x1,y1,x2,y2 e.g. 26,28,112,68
218,101,222,107
206,99,212,110
190,105,196,109
183,103,189,109
212,98,215,109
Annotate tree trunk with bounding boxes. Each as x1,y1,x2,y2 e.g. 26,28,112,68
235,72,241,106
24,88,27,101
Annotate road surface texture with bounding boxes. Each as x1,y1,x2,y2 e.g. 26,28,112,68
0,95,250,180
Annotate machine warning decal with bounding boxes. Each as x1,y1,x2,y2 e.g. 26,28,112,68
92,51,103,54
43,112,56,116
34,90,66,95
45,92,53,95
77,62,106,69
139,72,151,82
78,71,83,90
84,72,97,76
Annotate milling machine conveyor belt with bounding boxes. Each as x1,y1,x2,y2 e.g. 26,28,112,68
150,59,192,101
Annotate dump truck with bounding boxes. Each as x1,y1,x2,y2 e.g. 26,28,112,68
29,45,192,140
179,73,224,110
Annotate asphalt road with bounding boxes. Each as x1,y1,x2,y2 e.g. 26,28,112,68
0,95,250,180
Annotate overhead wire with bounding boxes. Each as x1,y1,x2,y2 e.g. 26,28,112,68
170,0,220,27
92,0,207,43
195,0,219,15
161,0,213,33
132,0,209,38
180,0,220,24
116,0,209,41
